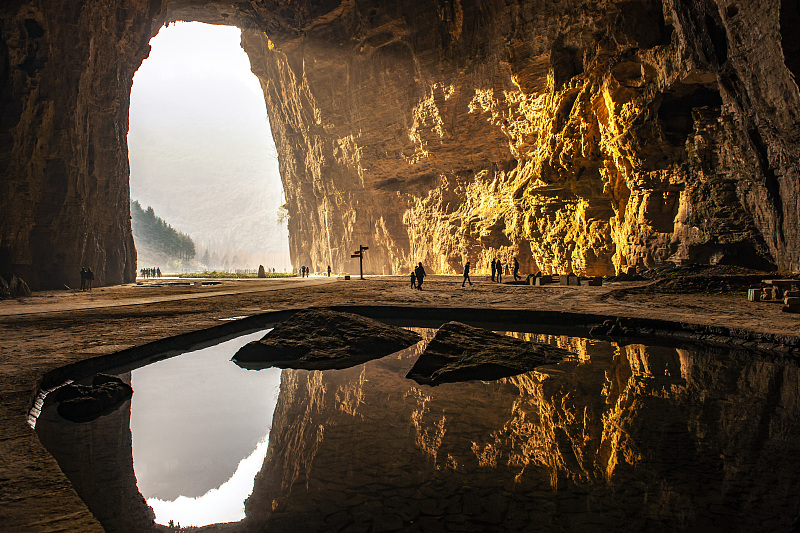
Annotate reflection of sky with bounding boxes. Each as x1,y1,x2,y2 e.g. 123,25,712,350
147,436,271,526
130,329,281,526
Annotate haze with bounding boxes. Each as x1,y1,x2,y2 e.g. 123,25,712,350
128,22,289,270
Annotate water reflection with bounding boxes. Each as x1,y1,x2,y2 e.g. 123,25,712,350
35,325,800,532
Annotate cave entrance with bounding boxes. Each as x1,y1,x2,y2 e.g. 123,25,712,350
127,22,289,275
781,0,800,87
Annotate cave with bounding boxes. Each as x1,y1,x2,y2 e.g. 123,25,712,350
781,0,800,86
0,0,799,287
657,86,723,146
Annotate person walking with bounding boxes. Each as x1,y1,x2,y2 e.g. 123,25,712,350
415,262,426,290
86,267,94,290
496,258,502,283
327,265,331,277
410,270,416,289
513,257,521,281
462,261,473,287
80,267,87,291
490,258,496,282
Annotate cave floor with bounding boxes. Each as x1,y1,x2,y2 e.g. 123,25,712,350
1,275,798,532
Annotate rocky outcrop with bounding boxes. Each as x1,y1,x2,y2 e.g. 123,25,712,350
406,321,573,385
54,374,133,423
233,308,421,369
1,0,799,288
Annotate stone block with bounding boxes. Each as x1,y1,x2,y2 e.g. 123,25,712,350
559,275,569,286
785,290,800,298
567,274,580,286
761,288,772,300
587,277,602,286
535,276,552,286
748,289,761,302
784,296,800,307
344,275,351,280
782,305,800,313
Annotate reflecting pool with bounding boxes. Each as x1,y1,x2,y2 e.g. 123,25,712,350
35,323,800,532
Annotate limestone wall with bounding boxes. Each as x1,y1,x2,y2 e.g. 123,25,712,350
1,0,799,287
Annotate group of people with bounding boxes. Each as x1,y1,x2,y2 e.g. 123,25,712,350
299,265,311,277
79,267,94,291
140,267,161,279
409,257,523,290
490,257,521,282
410,262,426,289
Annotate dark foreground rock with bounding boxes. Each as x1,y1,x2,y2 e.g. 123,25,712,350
406,322,573,386
54,374,132,423
233,308,422,370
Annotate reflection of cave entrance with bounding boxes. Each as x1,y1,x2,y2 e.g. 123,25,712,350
657,87,723,146
781,0,800,86
128,22,290,274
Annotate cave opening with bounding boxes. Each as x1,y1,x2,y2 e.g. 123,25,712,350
657,86,723,146
127,21,289,275
780,0,800,87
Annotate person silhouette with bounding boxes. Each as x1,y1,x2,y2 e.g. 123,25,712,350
513,257,521,281
462,261,472,287
415,262,426,290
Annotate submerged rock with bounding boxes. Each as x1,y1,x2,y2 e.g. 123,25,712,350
233,308,422,370
406,322,573,386
54,374,132,423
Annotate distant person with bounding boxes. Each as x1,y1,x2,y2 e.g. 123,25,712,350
496,259,502,283
415,262,426,290
86,268,94,290
80,267,87,291
462,261,472,287
157,267,162,278
327,265,331,277
490,258,497,282
410,270,416,289
513,257,520,281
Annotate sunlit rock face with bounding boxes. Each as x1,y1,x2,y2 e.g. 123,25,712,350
239,0,800,275
1,0,799,286
243,332,800,531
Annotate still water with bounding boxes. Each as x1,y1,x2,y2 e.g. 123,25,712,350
35,324,800,532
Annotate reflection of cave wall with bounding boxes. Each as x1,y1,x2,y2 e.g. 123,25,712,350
1,0,800,287
35,374,159,532
243,335,800,531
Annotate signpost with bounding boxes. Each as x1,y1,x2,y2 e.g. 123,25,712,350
350,245,369,280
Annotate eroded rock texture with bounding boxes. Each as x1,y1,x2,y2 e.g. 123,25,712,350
1,0,799,287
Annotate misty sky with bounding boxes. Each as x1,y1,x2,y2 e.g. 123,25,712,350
128,22,289,269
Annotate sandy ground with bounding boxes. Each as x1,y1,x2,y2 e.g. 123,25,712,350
1,274,799,531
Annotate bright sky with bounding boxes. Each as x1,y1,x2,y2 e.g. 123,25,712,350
128,21,289,268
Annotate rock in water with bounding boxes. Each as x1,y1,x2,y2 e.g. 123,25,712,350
54,374,133,422
233,308,422,370
406,322,573,386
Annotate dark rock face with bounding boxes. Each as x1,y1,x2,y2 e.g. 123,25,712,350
54,374,133,423
1,0,799,287
233,308,421,369
406,321,572,386
242,333,800,532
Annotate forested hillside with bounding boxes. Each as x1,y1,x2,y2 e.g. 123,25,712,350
131,200,196,268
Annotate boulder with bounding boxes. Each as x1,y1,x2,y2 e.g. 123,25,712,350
405,322,573,386
9,275,31,297
258,265,267,278
233,308,422,370
589,318,635,338
0,276,10,299
54,374,132,422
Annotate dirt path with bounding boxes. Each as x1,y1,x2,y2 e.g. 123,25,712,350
1,275,799,531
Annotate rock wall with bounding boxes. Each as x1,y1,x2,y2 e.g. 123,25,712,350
243,0,800,276
0,0,166,289
1,0,799,287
